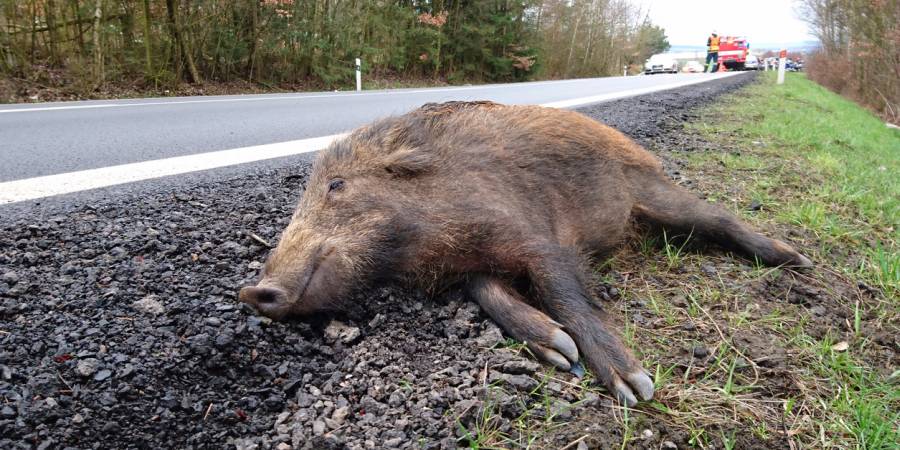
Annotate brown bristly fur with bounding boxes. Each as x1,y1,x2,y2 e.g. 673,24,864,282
238,101,812,405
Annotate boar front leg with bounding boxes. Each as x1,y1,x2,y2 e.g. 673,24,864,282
526,247,655,406
467,275,580,371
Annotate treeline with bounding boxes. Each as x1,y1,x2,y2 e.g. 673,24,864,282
0,0,669,98
799,0,899,122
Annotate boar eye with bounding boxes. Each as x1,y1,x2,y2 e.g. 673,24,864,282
328,179,345,192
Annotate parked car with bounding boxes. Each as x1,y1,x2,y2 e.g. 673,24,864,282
644,54,679,74
743,55,760,70
682,60,705,73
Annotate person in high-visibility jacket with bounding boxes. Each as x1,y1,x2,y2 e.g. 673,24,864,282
705,31,720,73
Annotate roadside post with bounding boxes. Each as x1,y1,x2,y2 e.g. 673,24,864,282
623,65,627,77
355,58,362,91
777,49,786,84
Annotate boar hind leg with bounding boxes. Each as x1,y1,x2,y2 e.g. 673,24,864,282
527,249,654,406
633,175,812,267
468,275,580,371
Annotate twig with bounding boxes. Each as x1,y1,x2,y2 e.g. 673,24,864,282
203,402,213,421
560,434,589,450
248,232,272,248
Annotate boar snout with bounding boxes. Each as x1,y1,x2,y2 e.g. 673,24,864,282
239,284,292,320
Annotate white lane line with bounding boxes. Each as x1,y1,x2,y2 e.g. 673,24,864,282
0,73,741,204
0,134,345,204
0,75,654,114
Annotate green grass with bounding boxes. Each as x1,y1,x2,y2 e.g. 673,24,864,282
676,72,899,449
694,72,900,297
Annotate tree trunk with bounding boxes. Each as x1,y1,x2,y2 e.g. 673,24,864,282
142,0,152,77
72,0,86,55
46,0,59,65
93,0,104,85
247,0,258,80
165,0,201,83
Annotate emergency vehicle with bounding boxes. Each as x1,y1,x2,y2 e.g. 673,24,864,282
717,36,750,70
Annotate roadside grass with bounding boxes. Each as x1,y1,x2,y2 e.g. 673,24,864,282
456,73,897,449
627,72,898,449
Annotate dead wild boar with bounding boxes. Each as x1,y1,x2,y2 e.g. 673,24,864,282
239,101,811,406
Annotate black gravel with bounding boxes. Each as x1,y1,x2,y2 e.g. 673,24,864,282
0,73,755,450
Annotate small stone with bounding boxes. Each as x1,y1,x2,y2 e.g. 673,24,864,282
312,420,326,436
72,413,84,424
204,317,222,327
641,429,653,439
492,373,539,392
330,406,350,426
748,199,763,211
474,324,504,348
500,359,540,375
383,437,403,448
0,271,19,285
692,346,709,358
700,264,717,276
662,441,678,449
75,358,99,377
576,442,589,450
94,369,112,381
681,322,696,331
324,321,361,344
132,295,165,315
248,261,263,270
1,406,15,418
275,443,291,450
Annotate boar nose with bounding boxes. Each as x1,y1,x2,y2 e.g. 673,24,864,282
239,285,288,308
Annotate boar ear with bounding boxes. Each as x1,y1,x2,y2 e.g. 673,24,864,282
383,147,433,177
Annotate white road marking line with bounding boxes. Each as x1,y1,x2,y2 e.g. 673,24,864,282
0,134,345,204
0,73,741,204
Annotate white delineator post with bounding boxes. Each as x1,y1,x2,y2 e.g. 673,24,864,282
355,58,362,91
623,65,627,77
777,49,786,84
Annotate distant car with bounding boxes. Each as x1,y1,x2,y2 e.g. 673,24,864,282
682,61,705,73
743,55,759,70
644,54,679,74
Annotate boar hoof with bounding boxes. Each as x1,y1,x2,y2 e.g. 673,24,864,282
526,328,580,372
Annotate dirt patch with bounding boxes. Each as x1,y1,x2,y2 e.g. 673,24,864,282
8,73,878,450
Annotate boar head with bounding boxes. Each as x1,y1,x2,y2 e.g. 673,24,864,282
238,127,433,319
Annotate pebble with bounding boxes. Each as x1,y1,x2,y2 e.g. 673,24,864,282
1,406,15,418
692,346,710,358
641,428,653,439
499,359,540,375
75,358,99,377
132,295,165,315
1,271,19,285
94,369,113,382
312,420,326,436
324,321,361,344
662,441,678,449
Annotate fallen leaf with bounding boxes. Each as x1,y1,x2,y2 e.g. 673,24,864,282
832,341,849,352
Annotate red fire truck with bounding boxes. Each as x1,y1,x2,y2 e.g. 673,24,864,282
718,36,750,70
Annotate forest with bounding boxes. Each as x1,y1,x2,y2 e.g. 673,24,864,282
0,1,669,101
799,0,899,122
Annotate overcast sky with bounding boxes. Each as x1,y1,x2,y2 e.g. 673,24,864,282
635,0,816,47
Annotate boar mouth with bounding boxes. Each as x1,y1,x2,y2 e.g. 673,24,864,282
239,244,337,319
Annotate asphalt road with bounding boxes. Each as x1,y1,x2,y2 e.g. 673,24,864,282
0,73,737,184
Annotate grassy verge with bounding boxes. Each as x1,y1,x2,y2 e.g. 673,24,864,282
458,73,898,449
639,72,898,449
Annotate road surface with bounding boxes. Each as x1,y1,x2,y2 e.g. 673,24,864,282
0,72,741,205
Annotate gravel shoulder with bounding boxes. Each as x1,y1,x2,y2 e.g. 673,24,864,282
0,74,780,450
